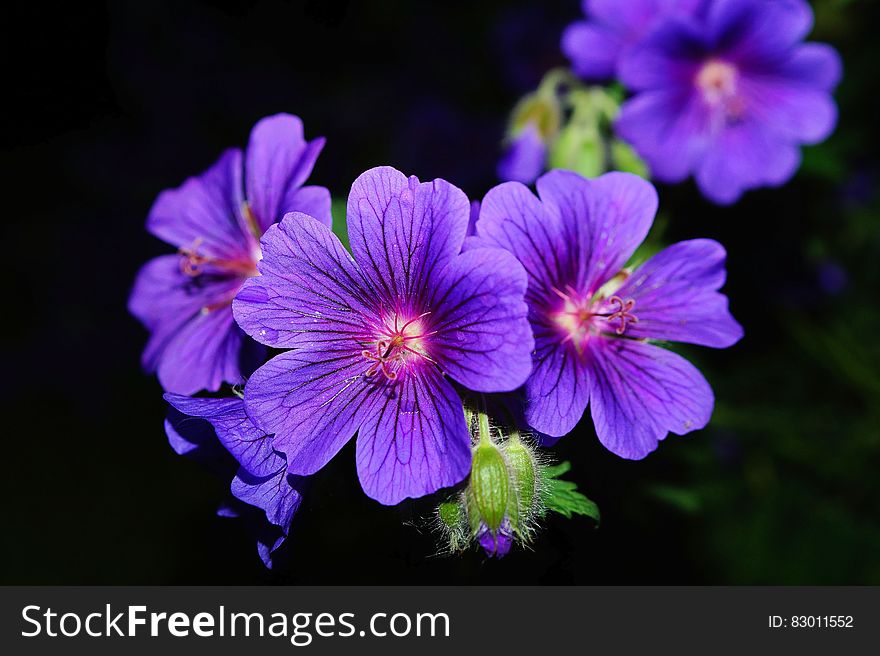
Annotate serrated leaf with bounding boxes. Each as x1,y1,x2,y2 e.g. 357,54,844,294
540,461,600,523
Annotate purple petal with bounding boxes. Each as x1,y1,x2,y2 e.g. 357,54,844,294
356,364,471,505
245,113,326,232
740,58,839,145
428,248,533,393
616,90,711,183
562,21,622,81
163,402,236,473
524,334,591,437
477,180,568,307
710,0,813,64
615,239,744,347
587,339,714,459
694,120,801,204
233,213,373,349
496,123,547,184
231,467,303,541
244,349,380,476
155,305,245,395
536,170,658,294
778,42,843,92
146,148,250,261
283,185,332,227
617,18,706,92
164,394,284,477
346,166,470,303
129,255,245,394
466,200,481,238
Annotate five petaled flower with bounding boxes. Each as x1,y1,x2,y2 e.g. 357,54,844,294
474,170,743,459
616,0,842,204
129,114,330,394
232,167,534,504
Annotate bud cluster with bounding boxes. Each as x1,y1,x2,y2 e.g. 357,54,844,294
435,406,545,558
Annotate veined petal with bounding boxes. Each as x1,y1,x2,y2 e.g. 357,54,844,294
616,239,743,347
356,365,471,505
244,349,381,477
523,333,591,438
231,467,303,539
536,170,658,294
428,248,533,393
588,339,714,459
146,148,249,261
156,306,245,395
245,113,326,232
233,213,374,349
477,180,569,307
346,166,470,304
164,394,285,477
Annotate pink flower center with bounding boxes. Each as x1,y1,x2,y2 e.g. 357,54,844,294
362,312,436,381
696,59,745,122
551,285,638,352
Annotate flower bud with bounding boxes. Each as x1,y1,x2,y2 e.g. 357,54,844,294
504,434,538,521
467,441,511,533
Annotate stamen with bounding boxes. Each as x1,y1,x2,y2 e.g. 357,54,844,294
361,312,435,380
241,202,262,241
606,295,638,335
177,237,259,278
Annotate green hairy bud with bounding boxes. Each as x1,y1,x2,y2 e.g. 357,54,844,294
467,442,510,532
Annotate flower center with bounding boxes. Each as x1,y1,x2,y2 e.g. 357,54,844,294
550,285,638,352
178,237,260,278
696,59,745,122
361,312,436,381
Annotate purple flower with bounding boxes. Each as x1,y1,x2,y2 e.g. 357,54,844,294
616,0,842,204
474,170,743,459
562,0,703,81
232,167,534,505
129,114,330,394
497,122,547,184
165,393,305,568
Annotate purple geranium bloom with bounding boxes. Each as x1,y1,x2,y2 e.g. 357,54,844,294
474,170,743,459
165,393,305,568
233,167,534,504
129,114,330,394
562,0,703,81
497,122,547,185
616,0,842,204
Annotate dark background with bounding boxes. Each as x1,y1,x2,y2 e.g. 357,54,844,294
2,0,878,584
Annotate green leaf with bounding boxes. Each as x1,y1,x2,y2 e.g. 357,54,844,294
330,197,350,251
540,461,600,523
